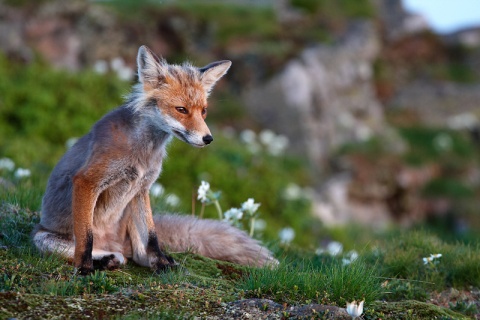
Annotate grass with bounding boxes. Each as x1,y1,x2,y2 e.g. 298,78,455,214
1,186,479,318
240,257,382,306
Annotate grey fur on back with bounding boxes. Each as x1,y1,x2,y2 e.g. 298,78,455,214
153,214,278,267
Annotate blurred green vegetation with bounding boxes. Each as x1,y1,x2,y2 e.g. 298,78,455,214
159,136,315,244
398,127,476,166
291,0,374,18
0,54,128,168
100,0,375,69
107,0,279,45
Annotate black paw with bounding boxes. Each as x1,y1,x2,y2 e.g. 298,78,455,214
77,265,94,276
93,254,121,271
153,254,178,274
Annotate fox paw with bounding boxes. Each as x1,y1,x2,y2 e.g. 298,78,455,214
152,254,177,273
93,254,122,271
77,266,94,276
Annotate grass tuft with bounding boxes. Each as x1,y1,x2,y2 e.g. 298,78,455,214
239,258,382,306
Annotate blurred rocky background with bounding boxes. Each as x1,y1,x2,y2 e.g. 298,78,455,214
1,0,480,243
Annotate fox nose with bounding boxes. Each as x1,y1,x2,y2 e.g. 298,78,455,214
203,135,213,145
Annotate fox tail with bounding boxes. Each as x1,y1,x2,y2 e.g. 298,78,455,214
153,214,278,268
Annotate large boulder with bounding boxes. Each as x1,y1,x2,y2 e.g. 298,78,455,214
243,21,384,170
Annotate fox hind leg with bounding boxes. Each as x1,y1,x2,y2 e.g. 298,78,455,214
125,193,176,272
32,228,126,275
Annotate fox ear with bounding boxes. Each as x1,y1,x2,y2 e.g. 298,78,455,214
199,60,232,92
137,45,167,85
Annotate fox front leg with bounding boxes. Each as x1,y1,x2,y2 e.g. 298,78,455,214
127,191,176,272
72,174,98,275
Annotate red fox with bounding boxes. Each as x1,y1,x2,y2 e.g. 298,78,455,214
32,45,276,275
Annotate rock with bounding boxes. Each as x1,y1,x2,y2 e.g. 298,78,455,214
216,298,350,319
243,21,384,170
390,81,480,126
313,173,392,228
444,27,480,48
374,0,430,41
313,158,441,227
0,3,33,62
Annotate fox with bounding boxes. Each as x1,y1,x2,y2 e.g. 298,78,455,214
32,45,276,275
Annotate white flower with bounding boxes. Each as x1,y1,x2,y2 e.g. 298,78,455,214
241,198,260,215
116,66,134,81
197,181,210,203
256,130,290,156
343,250,359,265
93,60,108,74
110,57,125,71
347,250,359,261
14,168,31,179
0,158,15,171
283,183,302,200
240,129,256,144
433,133,452,151
268,135,289,156
346,300,364,318
223,208,243,224
165,194,180,207
327,241,343,256
316,241,345,257
423,253,442,265
150,183,164,197
342,258,352,266
65,137,78,149
259,129,276,145
279,227,295,245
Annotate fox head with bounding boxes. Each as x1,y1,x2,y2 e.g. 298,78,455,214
134,45,231,147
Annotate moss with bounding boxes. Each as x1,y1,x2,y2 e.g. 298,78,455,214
0,252,246,318
0,288,227,319
366,300,469,319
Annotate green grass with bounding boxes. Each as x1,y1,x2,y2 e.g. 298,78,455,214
0,54,128,168
367,231,480,294
398,127,476,165
291,0,374,18
239,256,382,306
2,187,479,318
105,0,279,45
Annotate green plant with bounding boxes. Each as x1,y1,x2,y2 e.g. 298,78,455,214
239,257,382,306
0,54,128,168
398,127,475,166
371,231,480,291
449,300,478,316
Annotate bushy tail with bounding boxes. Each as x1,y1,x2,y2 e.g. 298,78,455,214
153,214,278,268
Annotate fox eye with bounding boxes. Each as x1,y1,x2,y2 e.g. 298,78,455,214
175,107,188,114
202,108,207,116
